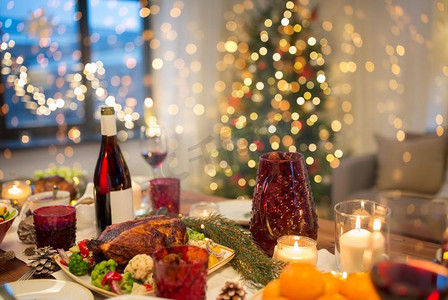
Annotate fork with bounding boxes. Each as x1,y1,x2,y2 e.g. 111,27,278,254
16,268,35,281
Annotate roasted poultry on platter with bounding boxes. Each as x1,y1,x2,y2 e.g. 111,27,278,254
88,215,188,266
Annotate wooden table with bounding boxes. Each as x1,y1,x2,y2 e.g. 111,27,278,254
0,190,441,283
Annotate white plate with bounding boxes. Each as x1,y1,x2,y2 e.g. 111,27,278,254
9,279,94,300
55,243,235,297
218,199,252,226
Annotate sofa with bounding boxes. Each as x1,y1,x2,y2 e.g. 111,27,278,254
331,134,448,242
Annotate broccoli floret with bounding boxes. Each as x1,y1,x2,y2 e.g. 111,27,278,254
91,259,118,290
120,272,141,294
187,228,205,241
68,253,89,276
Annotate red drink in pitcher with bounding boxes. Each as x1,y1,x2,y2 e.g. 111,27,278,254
249,152,319,256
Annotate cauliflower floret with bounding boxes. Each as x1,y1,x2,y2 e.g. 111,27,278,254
124,254,154,285
131,282,149,295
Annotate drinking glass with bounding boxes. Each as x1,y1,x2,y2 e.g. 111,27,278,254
149,177,180,214
153,245,209,300
140,124,168,177
250,151,319,257
371,260,448,299
33,205,76,250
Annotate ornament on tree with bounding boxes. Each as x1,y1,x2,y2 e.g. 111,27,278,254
17,215,36,244
27,246,60,276
216,280,247,300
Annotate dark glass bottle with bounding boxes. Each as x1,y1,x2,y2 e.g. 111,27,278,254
94,106,133,235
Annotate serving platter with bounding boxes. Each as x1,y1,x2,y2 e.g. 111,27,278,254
54,243,235,297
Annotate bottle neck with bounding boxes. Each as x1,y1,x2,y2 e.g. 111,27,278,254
100,114,117,136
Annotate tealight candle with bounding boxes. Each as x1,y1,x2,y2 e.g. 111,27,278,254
189,201,219,218
272,235,318,265
1,180,32,208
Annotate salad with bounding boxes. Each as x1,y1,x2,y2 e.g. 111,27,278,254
0,206,17,223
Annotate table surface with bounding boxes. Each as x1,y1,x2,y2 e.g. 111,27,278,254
0,190,441,283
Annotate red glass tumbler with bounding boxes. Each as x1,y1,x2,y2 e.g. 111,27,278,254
33,205,76,250
250,152,319,256
153,245,209,300
149,177,180,213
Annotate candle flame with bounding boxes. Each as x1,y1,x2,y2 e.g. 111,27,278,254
373,219,381,231
293,241,299,251
355,215,361,230
361,201,365,210
8,184,22,195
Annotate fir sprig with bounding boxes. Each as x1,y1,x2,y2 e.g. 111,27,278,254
183,214,284,288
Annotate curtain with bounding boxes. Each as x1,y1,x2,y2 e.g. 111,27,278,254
149,0,234,191
315,0,448,154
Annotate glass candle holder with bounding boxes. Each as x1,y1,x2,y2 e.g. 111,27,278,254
334,199,391,274
153,245,209,300
272,235,318,265
1,180,32,209
189,202,219,218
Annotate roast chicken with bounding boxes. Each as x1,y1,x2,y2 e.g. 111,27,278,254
88,215,188,266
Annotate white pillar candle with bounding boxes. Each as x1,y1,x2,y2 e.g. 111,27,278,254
273,235,318,265
339,216,372,273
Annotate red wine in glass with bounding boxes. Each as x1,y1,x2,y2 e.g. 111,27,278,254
370,260,448,299
141,150,168,169
140,125,168,177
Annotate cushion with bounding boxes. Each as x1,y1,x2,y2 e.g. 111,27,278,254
375,134,447,194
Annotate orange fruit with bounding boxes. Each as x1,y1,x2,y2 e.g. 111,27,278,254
263,279,281,299
339,272,380,300
279,262,325,300
321,272,341,295
316,294,348,300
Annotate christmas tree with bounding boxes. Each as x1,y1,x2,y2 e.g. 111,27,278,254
211,0,335,208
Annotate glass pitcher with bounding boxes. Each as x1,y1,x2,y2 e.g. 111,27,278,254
249,151,319,256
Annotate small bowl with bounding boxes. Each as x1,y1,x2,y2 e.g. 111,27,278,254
0,207,18,245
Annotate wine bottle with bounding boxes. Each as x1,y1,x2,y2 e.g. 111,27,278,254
94,106,134,235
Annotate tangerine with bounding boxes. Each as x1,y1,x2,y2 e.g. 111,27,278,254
321,272,341,295
263,279,282,299
339,272,380,300
279,262,325,300
316,293,348,300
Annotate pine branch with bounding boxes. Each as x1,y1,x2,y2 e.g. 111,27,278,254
183,214,284,289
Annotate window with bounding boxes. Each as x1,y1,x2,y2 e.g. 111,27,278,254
0,0,148,149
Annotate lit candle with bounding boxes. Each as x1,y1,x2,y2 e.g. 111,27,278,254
273,235,318,265
339,216,371,273
1,180,32,207
368,219,386,266
189,202,219,218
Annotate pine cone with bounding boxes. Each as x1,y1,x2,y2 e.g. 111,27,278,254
217,280,247,300
17,215,35,244
28,246,60,276
3,251,15,261
23,247,36,256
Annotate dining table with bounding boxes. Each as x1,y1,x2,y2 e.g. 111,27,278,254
0,190,442,299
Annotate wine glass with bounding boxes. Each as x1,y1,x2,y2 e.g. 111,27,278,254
140,124,168,177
